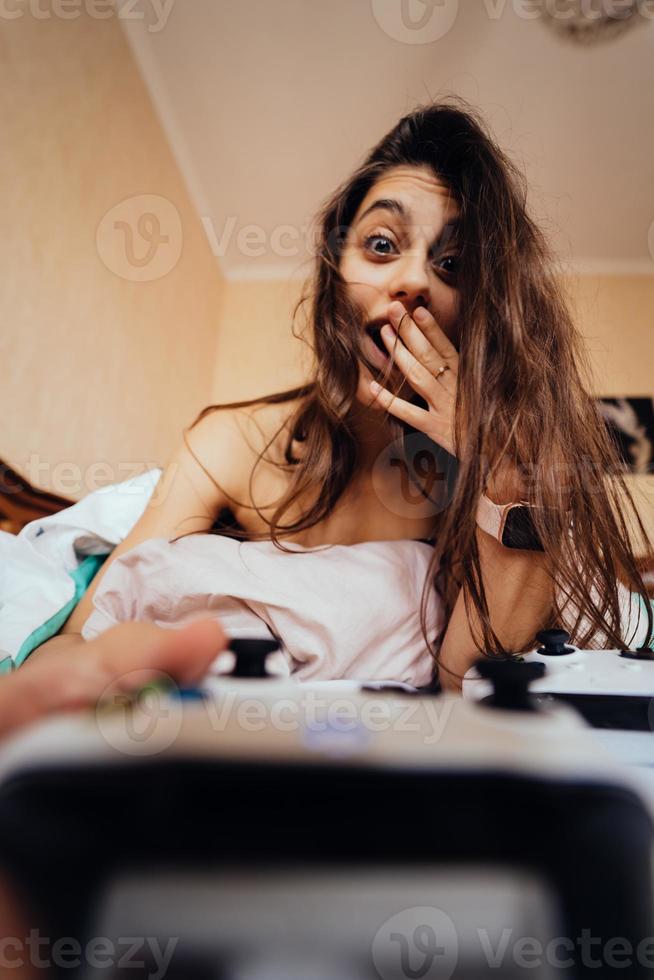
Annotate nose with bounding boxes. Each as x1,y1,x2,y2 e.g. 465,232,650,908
388,252,432,314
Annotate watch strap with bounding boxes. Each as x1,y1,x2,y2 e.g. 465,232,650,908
476,493,535,545
476,492,518,540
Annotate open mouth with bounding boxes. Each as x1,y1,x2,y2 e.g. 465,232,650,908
366,323,390,355
363,321,413,394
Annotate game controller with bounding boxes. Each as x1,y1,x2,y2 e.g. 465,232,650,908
0,633,645,787
463,627,654,732
2,634,654,980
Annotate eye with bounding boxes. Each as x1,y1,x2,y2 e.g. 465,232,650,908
429,242,460,277
363,233,397,257
436,254,459,276
363,233,459,280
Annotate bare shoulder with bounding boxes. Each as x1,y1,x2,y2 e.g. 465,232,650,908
188,396,305,495
235,397,305,457
182,405,249,502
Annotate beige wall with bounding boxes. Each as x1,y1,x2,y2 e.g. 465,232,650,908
1,12,223,500
211,277,312,405
565,275,654,396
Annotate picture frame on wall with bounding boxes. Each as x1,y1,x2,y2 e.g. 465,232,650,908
597,397,654,475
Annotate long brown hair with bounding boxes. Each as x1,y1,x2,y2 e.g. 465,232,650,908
182,96,653,682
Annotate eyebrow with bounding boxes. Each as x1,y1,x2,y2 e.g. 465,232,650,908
357,198,411,223
356,198,461,249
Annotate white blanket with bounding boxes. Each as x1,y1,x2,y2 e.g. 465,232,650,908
1,466,651,677
81,534,443,687
0,469,162,670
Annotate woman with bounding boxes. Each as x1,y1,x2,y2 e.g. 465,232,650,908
31,97,653,693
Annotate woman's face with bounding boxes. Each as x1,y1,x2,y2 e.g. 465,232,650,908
339,164,461,404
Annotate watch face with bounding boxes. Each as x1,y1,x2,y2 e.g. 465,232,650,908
501,506,544,551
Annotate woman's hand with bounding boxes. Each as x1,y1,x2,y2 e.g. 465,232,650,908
361,301,461,458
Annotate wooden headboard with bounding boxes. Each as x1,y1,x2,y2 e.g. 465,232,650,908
0,459,73,535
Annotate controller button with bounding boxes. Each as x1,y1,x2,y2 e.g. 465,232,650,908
171,687,208,701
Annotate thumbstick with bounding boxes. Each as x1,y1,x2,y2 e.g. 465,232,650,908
536,628,575,656
228,638,281,678
474,658,546,711
620,646,654,661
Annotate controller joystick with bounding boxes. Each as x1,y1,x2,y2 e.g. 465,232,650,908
464,631,654,732
228,638,281,678
536,628,575,657
620,645,654,661
474,658,547,712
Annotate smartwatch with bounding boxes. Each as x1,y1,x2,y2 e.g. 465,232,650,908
476,493,544,551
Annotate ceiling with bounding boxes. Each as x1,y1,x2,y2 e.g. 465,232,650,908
121,0,654,280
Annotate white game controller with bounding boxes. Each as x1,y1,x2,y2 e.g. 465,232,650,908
0,634,646,783
2,635,654,980
463,627,654,695
463,626,654,750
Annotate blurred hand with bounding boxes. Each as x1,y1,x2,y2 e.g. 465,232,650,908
1,618,228,738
